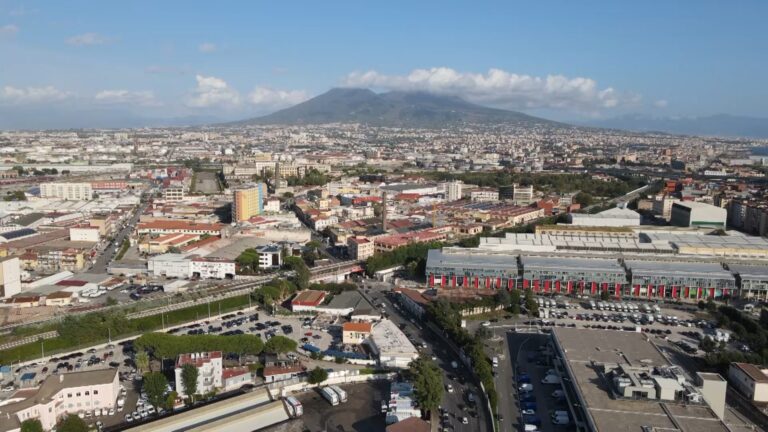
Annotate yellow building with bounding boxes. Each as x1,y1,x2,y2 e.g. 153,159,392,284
232,183,266,223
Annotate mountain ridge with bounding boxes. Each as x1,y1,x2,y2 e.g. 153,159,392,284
586,113,768,139
228,88,568,128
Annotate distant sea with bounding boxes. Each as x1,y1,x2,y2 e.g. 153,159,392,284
752,147,768,156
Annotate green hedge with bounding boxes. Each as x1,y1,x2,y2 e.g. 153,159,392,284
0,294,253,364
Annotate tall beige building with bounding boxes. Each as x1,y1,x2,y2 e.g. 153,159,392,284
232,183,266,222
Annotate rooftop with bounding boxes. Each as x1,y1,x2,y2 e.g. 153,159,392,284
291,290,327,306
343,322,372,333
553,327,729,432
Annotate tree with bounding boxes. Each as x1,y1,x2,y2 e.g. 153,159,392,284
307,366,328,384
57,414,88,432
105,296,118,306
284,256,310,289
164,391,178,411
20,419,43,432
700,337,717,353
264,335,298,354
524,289,538,317
494,289,511,308
573,192,594,207
180,364,199,402
135,350,150,373
408,357,444,413
143,372,168,411
510,289,521,315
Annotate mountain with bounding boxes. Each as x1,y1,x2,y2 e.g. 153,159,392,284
231,88,566,128
587,114,768,139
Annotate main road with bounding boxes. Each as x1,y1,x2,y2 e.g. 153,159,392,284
361,279,491,432
89,196,152,274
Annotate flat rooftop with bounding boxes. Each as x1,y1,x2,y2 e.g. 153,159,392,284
552,327,729,432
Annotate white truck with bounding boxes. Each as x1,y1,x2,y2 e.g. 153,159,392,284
320,387,340,406
284,396,303,417
329,385,348,403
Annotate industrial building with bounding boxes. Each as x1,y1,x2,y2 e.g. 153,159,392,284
568,206,641,227
520,256,626,295
551,327,730,432
729,264,768,301
671,201,727,228
232,183,266,223
625,260,736,299
368,319,419,368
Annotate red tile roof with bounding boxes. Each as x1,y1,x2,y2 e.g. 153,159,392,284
343,322,372,333
291,290,326,307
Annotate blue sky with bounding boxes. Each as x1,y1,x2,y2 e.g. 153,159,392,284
1,0,767,124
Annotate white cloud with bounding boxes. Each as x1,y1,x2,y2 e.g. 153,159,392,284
198,42,217,53
343,67,639,111
95,90,160,106
0,24,19,37
248,87,308,109
186,75,241,108
1,85,71,104
654,99,669,108
66,32,108,46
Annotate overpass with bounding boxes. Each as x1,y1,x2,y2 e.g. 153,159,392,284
120,389,290,432
309,260,365,283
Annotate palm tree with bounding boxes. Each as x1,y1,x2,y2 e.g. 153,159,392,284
135,350,150,373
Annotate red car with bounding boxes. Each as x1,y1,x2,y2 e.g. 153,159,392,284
304,332,312,336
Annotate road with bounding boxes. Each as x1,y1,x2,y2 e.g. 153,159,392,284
361,280,490,432
89,197,151,274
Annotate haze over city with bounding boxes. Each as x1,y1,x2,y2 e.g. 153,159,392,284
2,2,768,432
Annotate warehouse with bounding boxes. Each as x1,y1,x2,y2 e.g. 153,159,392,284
625,260,735,299
426,248,518,289
520,256,626,296
729,264,768,301
568,206,641,227
670,201,727,228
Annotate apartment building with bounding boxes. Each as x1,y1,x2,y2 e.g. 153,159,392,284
728,363,768,402
342,321,372,344
347,236,375,260
40,182,93,200
0,369,119,431
232,183,266,222
0,256,21,299
163,185,185,202
174,352,223,398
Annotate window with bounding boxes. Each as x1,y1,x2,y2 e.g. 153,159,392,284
67,393,72,398
85,391,90,396
76,392,81,397
94,390,99,395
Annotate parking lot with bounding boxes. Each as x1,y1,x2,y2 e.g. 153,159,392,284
498,332,574,432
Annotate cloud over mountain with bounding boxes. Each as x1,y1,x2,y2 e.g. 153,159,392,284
343,67,639,112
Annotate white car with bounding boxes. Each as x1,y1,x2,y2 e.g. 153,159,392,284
519,383,533,392
125,413,133,423
461,417,469,424
446,384,454,393
521,409,536,416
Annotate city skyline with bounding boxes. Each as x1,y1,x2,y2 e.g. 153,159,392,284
1,0,767,128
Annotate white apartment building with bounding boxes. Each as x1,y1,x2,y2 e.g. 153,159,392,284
264,198,281,213
174,352,223,398
0,256,21,299
0,369,119,431
40,182,93,200
444,181,463,202
470,188,499,203
512,184,534,205
728,363,768,402
163,186,185,202
256,244,283,269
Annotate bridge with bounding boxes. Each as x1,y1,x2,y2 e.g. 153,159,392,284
309,260,365,282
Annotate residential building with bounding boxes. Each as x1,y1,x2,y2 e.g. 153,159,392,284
40,182,93,200
0,369,119,431
163,186,185,202
347,236,374,260
384,382,421,424
470,188,499,202
264,197,281,213
137,220,225,236
148,253,191,279
174,352,223,398
342,321,372,344
512,183,534,204
444,181,463,202
233,183,266,222
256,244,283,269
728,362,768,402
393,288,430,319
222,367,252,391
0,256,21,299
262,364,304,384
